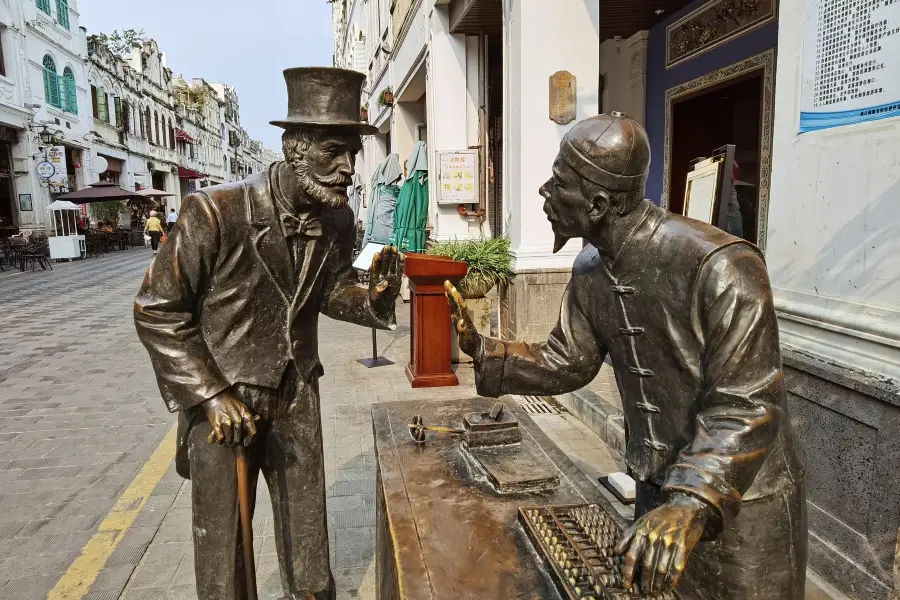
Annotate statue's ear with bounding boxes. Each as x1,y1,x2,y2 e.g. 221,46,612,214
589,189,611,223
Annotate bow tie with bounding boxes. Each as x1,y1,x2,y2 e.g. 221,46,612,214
281,212,323,237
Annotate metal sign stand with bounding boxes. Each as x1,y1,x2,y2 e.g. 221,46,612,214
357,328,394,368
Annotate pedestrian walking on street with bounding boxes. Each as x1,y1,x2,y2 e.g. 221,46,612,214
144,210,163,254
166,208,178,232
134,68,402,600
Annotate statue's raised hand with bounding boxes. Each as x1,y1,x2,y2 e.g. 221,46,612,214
368,245,405,315
445,281,484,358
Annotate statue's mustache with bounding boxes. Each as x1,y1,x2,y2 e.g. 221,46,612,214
314,172,351,187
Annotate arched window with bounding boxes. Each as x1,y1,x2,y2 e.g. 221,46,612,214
144,108,151,141
169,119,175,150
56,0,70,29
154,111,160,145
139,106,146,138
42,55,61,108
60,67,77,114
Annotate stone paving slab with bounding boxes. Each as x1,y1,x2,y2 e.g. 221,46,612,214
0,251,173,598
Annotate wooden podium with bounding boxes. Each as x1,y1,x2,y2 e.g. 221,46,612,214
404,253,468,388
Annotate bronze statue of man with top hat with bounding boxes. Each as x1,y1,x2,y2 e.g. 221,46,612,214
447,112,808,599
134,68,402,600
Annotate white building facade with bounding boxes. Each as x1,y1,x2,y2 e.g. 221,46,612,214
0,0,92,232
333,0,600,342
78,35,270,219
87,37,180,204
767,0,900,596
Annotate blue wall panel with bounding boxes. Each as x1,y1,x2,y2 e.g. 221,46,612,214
643,1,779,205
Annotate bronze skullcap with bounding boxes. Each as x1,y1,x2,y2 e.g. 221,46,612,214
559,112,651,192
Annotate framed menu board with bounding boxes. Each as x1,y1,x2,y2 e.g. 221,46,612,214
438,150,478,204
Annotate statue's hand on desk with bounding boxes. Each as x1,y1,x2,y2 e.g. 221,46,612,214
369,245,405,315
445,281,484,358
614,493,713,594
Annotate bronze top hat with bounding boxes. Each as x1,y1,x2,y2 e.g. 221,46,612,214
270,67,378,136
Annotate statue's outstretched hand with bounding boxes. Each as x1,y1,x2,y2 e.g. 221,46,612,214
445,281,484,358
368,245,405,314
614,493,713,595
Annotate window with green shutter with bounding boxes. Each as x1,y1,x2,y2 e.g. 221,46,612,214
36,0,51,14
56,0,70,29
42,55,61,109
62,68,77,114
97,87,109,122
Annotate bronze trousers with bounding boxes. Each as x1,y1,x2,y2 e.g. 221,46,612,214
187,406,334,600
636,480,807,600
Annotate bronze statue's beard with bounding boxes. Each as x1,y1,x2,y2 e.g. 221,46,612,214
553,232,569,254
294,164,349,208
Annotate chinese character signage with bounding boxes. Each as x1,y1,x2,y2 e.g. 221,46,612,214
438,151,478,204
549,71,577,125
47,146,69,193
799,0,900,133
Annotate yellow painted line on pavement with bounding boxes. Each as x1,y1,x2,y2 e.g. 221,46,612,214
48,424,178,600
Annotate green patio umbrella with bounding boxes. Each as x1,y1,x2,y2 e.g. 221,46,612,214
363,154,402,247
390,141,429,253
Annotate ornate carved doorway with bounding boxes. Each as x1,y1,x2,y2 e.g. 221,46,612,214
662,49,775,250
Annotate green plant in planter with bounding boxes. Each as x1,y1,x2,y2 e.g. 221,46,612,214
427,236,513,299
378,86,394,107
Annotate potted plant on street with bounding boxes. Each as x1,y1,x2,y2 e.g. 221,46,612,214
361,102,369,121
427,236,512,299
379,86,394,107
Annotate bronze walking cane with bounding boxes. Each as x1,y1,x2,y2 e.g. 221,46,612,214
235,446,258,600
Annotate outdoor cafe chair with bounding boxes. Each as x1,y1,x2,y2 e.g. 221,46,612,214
21,241,52,272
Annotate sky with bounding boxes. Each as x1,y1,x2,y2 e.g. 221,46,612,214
78,0,335,150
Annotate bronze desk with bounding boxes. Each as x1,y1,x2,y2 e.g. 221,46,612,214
372,398,624,600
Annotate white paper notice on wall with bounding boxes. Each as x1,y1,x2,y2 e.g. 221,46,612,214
438,151,478,204
799,0,900,133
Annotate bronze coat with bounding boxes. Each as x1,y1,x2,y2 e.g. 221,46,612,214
475,200,806,522
134,162,394,475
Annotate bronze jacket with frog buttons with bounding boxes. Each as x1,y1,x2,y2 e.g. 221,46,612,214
474,200,806,523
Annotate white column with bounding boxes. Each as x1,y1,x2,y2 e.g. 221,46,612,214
504,0,600,270
426,6,477,240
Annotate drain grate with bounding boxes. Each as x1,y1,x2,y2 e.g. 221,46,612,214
515,396,568,415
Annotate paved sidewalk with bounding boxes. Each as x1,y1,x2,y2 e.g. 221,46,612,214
0,251,172,599
0,251,625,600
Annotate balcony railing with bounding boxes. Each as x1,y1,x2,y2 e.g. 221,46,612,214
149,144,179,165
94,119,120,146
